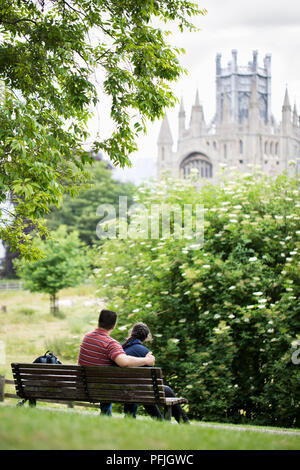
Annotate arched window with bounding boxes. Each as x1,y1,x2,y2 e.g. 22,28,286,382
270,142,273,155
161,147,165,161
224,144,227,159
264,141,268,154
213,141,217,150
275,143,279,155
180,152,213,179
239,140,243,154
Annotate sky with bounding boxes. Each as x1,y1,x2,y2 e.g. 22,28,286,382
89,0,300,184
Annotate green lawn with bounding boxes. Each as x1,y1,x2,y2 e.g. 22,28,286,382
1,286,300,450
0,405,299,450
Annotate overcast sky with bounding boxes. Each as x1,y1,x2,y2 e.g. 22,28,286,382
89,0,300,183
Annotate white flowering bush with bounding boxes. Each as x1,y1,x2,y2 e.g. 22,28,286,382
93,171,300,427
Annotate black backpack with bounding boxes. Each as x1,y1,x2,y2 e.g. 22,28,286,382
33,350,62,365
17,351,62,407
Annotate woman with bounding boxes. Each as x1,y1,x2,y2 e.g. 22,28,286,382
122,322,189,423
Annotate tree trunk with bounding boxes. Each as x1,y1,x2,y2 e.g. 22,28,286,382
50,293,59,315
1,242,19,279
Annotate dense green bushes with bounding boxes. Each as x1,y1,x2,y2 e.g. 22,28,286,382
94,171,300,427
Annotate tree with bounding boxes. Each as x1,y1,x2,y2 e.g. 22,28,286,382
45,160,135,246
0,0,206,259
15,225,90,314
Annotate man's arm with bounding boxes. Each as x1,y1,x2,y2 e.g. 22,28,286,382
115,352,155,368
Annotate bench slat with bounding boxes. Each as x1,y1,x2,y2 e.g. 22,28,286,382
21,392,87,400
20,390,165,404
15,369,81,377
26,396,165,405
165,397,188,405
84,368,162,379
13,364,82,371
21,382,164,393
18,375,163,386
22,385,164,397
85,377,163,385
12,364,163,378
21,379,83,387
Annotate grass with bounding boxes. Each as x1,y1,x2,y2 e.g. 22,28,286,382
0,405,300,450
1,284,300,450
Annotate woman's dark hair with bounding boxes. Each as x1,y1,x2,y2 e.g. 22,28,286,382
98,309,117,330
122,322,152,348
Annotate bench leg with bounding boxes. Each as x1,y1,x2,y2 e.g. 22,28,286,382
164,405,172,421
0,375,5,402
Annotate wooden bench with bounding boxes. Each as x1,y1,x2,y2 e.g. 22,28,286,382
11,363,188,421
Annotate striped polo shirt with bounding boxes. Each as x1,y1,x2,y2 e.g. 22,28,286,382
78,328,125,366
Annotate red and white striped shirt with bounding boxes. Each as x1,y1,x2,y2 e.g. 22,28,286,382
78,328,125,366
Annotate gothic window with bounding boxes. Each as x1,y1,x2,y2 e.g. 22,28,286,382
238,92,250,122
264,141,268,154
270,142,273,155
224,144,227,159
180,152,213,179
161,147,165,161
239,140,243,154
213,141,217,150
275,143,279,155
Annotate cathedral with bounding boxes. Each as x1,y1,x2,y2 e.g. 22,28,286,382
157,50,300,181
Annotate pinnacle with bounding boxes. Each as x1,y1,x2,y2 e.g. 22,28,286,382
157,114,173,144
283,87,291,109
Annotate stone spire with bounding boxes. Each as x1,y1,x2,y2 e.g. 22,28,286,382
293,102,298,127
283,87,291,110
157,114,174,179
282,87,291,133
189,90,205,136
178,97,185,139
158,114,173,145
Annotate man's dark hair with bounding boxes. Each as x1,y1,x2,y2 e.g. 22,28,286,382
98,309,117,330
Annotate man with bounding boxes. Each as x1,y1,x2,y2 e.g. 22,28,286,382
78,309,155,416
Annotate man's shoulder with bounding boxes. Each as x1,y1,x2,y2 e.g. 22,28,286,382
82,330,110,344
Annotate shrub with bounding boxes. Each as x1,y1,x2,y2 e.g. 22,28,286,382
93,171,300,427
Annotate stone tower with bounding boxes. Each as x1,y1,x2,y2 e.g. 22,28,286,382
157,50,300,181
215,49,271,125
